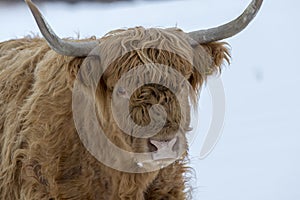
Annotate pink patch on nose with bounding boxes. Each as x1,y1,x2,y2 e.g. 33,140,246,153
150,137,177,160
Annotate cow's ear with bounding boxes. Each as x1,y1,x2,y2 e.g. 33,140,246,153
204,42,231,74
193,42,231,78
189,42,230,92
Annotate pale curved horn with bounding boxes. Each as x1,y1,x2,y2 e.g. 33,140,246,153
188,0,263,45
25,0,98,57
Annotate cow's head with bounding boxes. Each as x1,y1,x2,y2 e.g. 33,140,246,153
25,0,263,172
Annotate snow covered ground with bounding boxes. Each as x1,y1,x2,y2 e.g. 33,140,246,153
1,0,299,199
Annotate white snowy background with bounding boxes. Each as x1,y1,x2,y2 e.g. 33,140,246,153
0,0,299,199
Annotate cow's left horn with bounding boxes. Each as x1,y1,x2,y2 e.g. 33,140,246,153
188,0,263,45
25,0,98,57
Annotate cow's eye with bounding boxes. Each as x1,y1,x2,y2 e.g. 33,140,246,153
117,87,127,96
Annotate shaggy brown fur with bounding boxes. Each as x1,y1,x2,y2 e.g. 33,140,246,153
0,27,230,200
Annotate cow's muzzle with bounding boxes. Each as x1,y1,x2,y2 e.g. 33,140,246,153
149,137,178,160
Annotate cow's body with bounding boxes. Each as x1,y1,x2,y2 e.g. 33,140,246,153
0,32,206,199
0,0,263,199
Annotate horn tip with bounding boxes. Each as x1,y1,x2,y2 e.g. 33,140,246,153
25,0,35,9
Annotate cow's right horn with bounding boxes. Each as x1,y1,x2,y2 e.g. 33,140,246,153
25,0,98,57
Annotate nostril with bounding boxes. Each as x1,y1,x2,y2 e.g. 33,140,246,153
148,140,158,152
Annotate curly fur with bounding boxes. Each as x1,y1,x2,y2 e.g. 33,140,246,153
0,27,230,200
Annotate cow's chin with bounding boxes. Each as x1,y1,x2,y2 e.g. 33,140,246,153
138,158,177,170
135,154,178,170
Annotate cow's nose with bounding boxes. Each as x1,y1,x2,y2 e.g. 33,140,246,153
149,137,178,160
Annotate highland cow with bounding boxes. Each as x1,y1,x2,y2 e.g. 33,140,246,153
0,0,263,199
